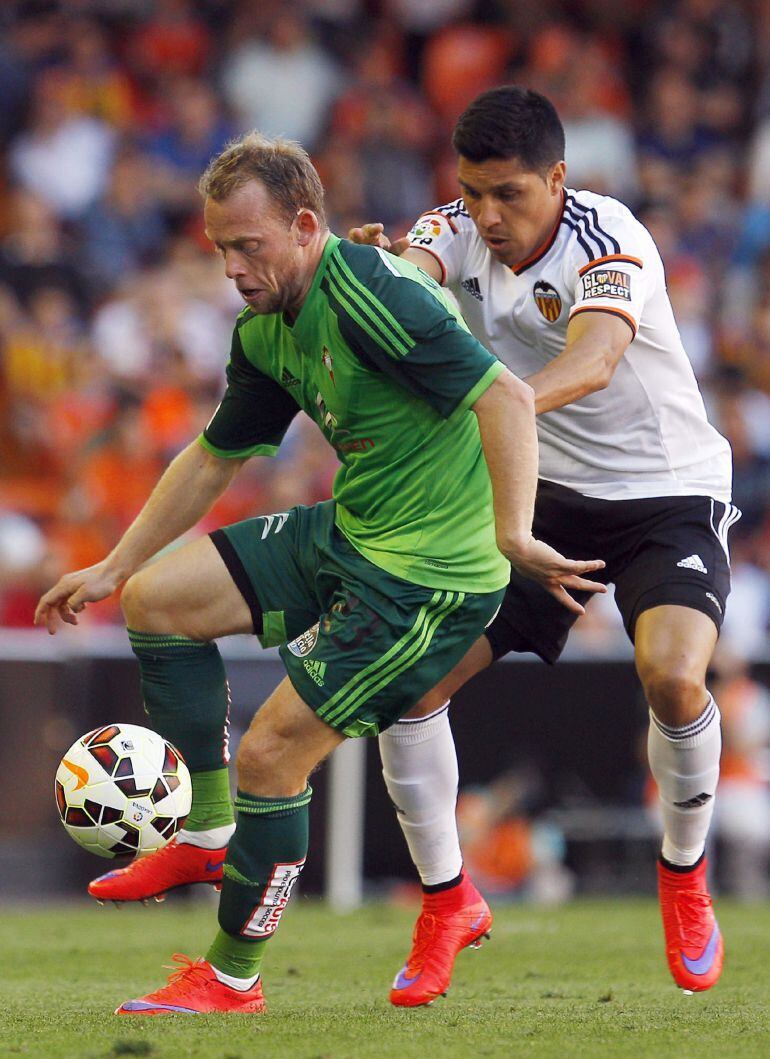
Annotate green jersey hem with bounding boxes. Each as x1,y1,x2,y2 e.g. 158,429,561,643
197,433,280,460
334,511,510,594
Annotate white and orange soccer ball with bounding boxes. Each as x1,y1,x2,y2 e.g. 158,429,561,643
55,723,192,858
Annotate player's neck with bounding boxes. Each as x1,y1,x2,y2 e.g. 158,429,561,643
523,189,565,262
284,231,331,326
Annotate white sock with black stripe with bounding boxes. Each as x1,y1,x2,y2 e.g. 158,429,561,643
378,703,463,886
647,695,721,867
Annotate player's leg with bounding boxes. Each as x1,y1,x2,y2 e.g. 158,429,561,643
118,678,342,1015
91,509,320,903
634,604,724,991
382,574,582,1007
613,494,737,992
89,536,253,903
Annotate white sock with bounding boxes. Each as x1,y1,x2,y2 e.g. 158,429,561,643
647,695,721,866
177,823,235,849
211,965,260,991
378,703,463,886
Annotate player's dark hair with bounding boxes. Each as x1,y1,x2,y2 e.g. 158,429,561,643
452,86,565,174
199,131,327,226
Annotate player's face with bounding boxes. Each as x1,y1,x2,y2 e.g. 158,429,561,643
457,156,566,268
204,180,308,316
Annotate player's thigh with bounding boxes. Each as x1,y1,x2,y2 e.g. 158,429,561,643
122,535,253,639
613,496,735,643
210,504,331,648
238,676,344,797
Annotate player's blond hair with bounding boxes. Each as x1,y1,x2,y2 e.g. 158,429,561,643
199,131,326,225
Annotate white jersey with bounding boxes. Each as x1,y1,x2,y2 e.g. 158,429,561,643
406,189,732,503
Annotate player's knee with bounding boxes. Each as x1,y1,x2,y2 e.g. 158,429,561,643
121,570,165,631
639,661,707,726
236,727,296,793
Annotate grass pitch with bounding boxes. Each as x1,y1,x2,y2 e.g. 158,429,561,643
2,897,769,1059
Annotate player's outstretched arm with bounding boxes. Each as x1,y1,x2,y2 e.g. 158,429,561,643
525,310,632,415
472,370,606,615
347,223,443,281
34,440,246,634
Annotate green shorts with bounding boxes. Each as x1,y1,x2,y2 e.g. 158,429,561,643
210,501,504,738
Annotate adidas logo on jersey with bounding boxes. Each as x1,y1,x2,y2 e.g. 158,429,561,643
461,277,483,301
281,367,300,387
303,658,327,686
677,554,707,573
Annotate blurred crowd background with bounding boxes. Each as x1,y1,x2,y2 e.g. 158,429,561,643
1,0,769,651
1,0,769,900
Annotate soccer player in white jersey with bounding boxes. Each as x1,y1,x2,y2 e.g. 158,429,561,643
351,85,737,1005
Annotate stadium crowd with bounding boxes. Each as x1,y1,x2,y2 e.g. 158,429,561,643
0,0,769,656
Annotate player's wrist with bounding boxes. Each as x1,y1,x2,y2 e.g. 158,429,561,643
497,531,534,559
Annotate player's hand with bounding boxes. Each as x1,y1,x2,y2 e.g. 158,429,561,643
348,222,410,257
503,536,606,615
34,560,124,635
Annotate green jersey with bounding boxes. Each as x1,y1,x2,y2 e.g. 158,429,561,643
201,234,509,593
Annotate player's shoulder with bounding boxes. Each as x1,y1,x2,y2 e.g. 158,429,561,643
561,188,656,268
409,198,476,239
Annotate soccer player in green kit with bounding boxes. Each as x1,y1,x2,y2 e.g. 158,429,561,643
35,133,605,1014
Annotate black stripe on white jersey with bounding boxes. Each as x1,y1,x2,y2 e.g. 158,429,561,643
564,199,607,257
560,215,596,263
567,196,621,254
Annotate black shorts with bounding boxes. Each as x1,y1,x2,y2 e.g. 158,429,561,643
486,480,740,664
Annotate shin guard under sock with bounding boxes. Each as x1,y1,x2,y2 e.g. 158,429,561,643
209,786,311,980
127,630,234,830
648,695,721,867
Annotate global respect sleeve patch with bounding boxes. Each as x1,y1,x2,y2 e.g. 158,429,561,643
581,269,632,301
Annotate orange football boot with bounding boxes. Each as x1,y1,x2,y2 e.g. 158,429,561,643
658,856,724,992
88,838,226,903
116,955,266,1015
390,872,492,1007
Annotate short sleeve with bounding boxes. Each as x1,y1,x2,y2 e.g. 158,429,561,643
567,210,650,337
200,326,299,458
406,200,471,287
328,241,505,419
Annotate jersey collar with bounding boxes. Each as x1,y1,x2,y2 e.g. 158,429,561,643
509,189,566,276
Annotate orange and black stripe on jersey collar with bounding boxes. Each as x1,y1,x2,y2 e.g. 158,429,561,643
510,189,567,275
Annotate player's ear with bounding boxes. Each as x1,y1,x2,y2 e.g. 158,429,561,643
294,208,321,246
547,161,566,195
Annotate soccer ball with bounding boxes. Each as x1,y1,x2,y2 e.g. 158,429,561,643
55,723,192,858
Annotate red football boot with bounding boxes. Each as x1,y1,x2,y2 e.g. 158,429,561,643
658,856,724,992
116,955,266,1015
88,838,226,903
390,872,492,1007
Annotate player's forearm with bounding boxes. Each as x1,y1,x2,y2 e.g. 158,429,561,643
525,337,619,414
102,440,245,582
472,371,538,553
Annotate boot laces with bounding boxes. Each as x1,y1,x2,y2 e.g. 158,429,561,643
162,953,211,989
406,912,440,974
677,888,713,949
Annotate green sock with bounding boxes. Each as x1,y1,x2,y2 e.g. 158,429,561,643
207,786,312,980
186,768,234,831
127,629,235,831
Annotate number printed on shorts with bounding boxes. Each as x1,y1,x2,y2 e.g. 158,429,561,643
241,859,306,938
